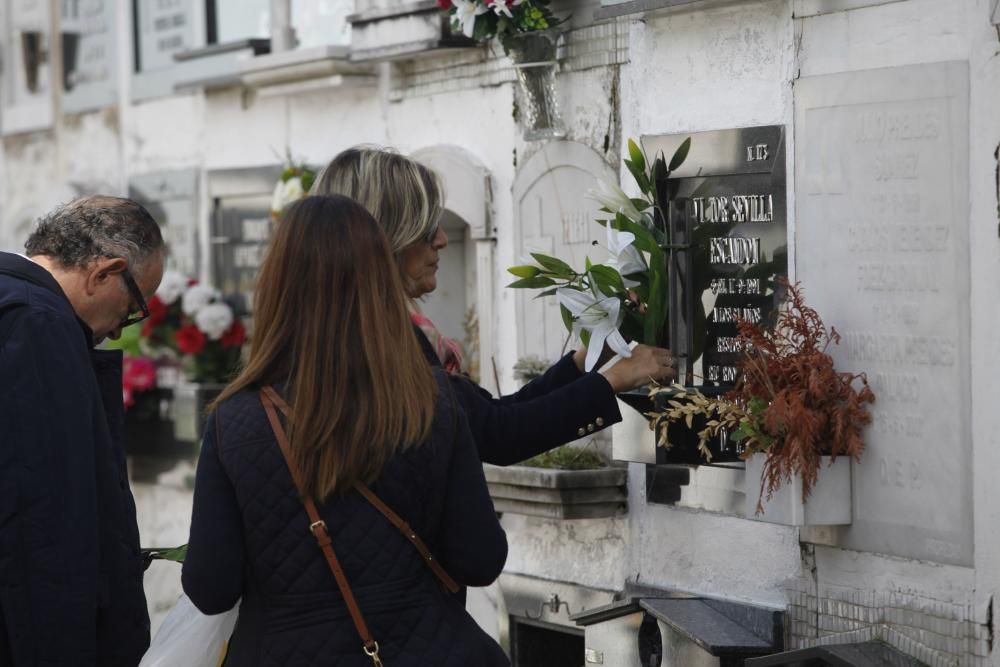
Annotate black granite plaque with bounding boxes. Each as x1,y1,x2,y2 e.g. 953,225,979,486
644,125,789,394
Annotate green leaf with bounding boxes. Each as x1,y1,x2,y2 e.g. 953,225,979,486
560,303,575,333
507,276,556,289
627,138,646,172
614,212,662,253
643,251,667,345
668,137,691,172
624,159,650,194
650,153,667,184
631,197,652,211
508,265,541,279
588,265,626,295
145,544,188,564
534,288,559,299
585,256,593,271
530,253,574,276
748,396,769,415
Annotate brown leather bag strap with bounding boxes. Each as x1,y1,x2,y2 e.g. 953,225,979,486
352,483,460,593
260,385,458,593
259,389,383,666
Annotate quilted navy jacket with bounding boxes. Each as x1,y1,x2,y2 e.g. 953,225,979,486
416,329,624,465
182,372,510,666
0,253,149,666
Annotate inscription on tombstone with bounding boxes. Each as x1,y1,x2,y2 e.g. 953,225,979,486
642,126,788,394
212,199,272,313
136,0,196,72
795,62,971,565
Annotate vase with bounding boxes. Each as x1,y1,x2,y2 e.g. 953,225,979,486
744,453,852,526
505,32,565,141
172,382,226,445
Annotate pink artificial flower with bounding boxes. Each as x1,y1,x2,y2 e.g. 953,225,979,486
124,356,157,393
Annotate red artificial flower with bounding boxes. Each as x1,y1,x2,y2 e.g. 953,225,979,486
123,385,135,409
146,295,167,327
220,320,246,348
176,324,207,355
437,0,452,8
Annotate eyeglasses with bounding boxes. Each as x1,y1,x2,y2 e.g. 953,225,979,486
118,267,150,329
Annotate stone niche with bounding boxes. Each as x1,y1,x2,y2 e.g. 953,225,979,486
794,61,971,565
129,169,200,278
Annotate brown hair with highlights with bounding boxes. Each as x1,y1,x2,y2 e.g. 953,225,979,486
214,195,436,500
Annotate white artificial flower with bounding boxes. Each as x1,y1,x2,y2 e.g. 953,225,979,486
270,180,286,214
587,179,643,224
452,0,488,38
606,225,646,288
490,0,512,18
194,302,235,341
271,176,305,214
181,284,220,316
557,287,632,372
156,270,188,305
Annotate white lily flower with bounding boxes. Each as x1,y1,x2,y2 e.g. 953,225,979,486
606,225,646,288
194,302,235,340
452,0,488,38
271,176,305,214
156,270,188,305
587,179,644,224
557,287,633,371
181,284,220,316
489,0,512,17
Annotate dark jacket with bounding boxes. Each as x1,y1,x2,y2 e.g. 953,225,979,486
0,252,149,666
415,328,623,465
182,372,509,666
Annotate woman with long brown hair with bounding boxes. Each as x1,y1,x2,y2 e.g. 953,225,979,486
182,195,510,666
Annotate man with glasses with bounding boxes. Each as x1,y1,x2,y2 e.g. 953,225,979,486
0,195,164,666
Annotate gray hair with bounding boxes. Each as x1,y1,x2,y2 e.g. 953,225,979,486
25,195,164,271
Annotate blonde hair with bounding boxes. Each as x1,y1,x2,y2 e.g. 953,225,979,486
312,145,444,263
213,195,436,500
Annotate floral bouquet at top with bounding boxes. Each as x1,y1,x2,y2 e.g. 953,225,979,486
506,137,690,372
270,160,316,221
437,0,563,51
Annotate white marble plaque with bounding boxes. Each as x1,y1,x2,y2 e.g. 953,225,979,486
795,61,971,565
136,0,197,72
513,142,618,363
61,0,117,112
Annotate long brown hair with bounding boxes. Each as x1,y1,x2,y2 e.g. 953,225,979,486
214,195,437,500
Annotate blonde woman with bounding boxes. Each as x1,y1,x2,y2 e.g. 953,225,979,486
312,146,677,467
183,195,509,665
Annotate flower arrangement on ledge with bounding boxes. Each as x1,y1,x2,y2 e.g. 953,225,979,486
437,0,563,50
649,280,875,512
506,137,690,371
141,270,246,384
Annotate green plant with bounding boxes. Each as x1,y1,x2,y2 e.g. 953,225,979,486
519,444,605,470
650,280,875,511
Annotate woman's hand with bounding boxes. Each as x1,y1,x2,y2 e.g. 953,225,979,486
599,344,677,393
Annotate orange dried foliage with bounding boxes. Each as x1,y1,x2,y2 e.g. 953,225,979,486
731,280,875,510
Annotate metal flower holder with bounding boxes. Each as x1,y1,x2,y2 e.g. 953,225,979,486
506,32,565,141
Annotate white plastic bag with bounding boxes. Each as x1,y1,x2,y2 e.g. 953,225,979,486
139,594,238,667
